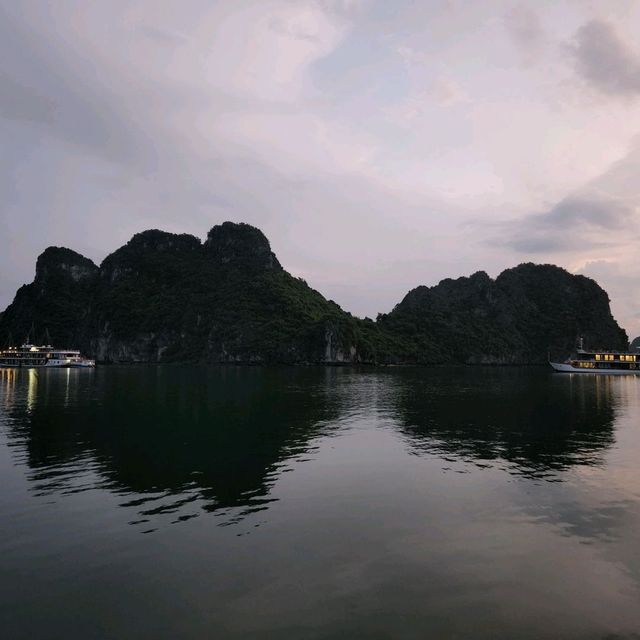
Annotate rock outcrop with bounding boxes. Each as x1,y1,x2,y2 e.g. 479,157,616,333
204,221,281,271
2,247,98,347
377,263,628,364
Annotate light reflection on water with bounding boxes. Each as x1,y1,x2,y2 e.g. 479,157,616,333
2,365,640,639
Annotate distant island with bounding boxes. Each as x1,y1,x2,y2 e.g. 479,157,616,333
0,222,628,365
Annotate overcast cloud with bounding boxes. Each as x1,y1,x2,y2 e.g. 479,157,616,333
1,0,640,335
572,19,640,97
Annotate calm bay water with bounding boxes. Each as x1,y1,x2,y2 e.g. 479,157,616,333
2,365,640,639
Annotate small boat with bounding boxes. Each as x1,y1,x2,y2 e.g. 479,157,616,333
0,344,95,368
550,338,639,375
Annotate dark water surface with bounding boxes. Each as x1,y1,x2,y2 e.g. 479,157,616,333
2,366,640,639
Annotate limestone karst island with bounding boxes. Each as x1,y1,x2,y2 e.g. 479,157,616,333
0,222,628,366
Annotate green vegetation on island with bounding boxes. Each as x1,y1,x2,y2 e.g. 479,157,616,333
378,265,628,364
0,222,628,364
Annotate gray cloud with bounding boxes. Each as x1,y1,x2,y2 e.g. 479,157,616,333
572,20,640,97
0,75,56,126
506,235,573,255
540,195,633,229
0,5,173,169
500,194,635,254
505,6,544,64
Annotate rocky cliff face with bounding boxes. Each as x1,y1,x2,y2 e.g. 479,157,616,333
35,247,98,284
377,263,628,364
1,247,98,347
0,227,628,365
204,222,281,271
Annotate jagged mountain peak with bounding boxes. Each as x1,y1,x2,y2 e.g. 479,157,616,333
101,230,201,264
204,221,281,270
35,247,98,283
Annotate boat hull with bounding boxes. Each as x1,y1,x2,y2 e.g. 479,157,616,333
55,363,95,368
0,362,95,369
550,361,640,375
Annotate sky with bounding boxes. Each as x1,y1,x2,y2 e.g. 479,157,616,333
1,0,640,335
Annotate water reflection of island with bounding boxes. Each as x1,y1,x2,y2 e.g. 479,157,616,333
0,366,627,532
1,366,342,528
392,368,619,478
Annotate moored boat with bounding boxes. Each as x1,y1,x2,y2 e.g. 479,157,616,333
550,340,639,375
0,344,95,368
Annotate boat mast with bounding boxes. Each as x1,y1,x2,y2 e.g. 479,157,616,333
25,322,35,345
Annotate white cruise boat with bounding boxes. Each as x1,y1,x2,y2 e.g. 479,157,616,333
0,344,95,368
550,339,640,375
